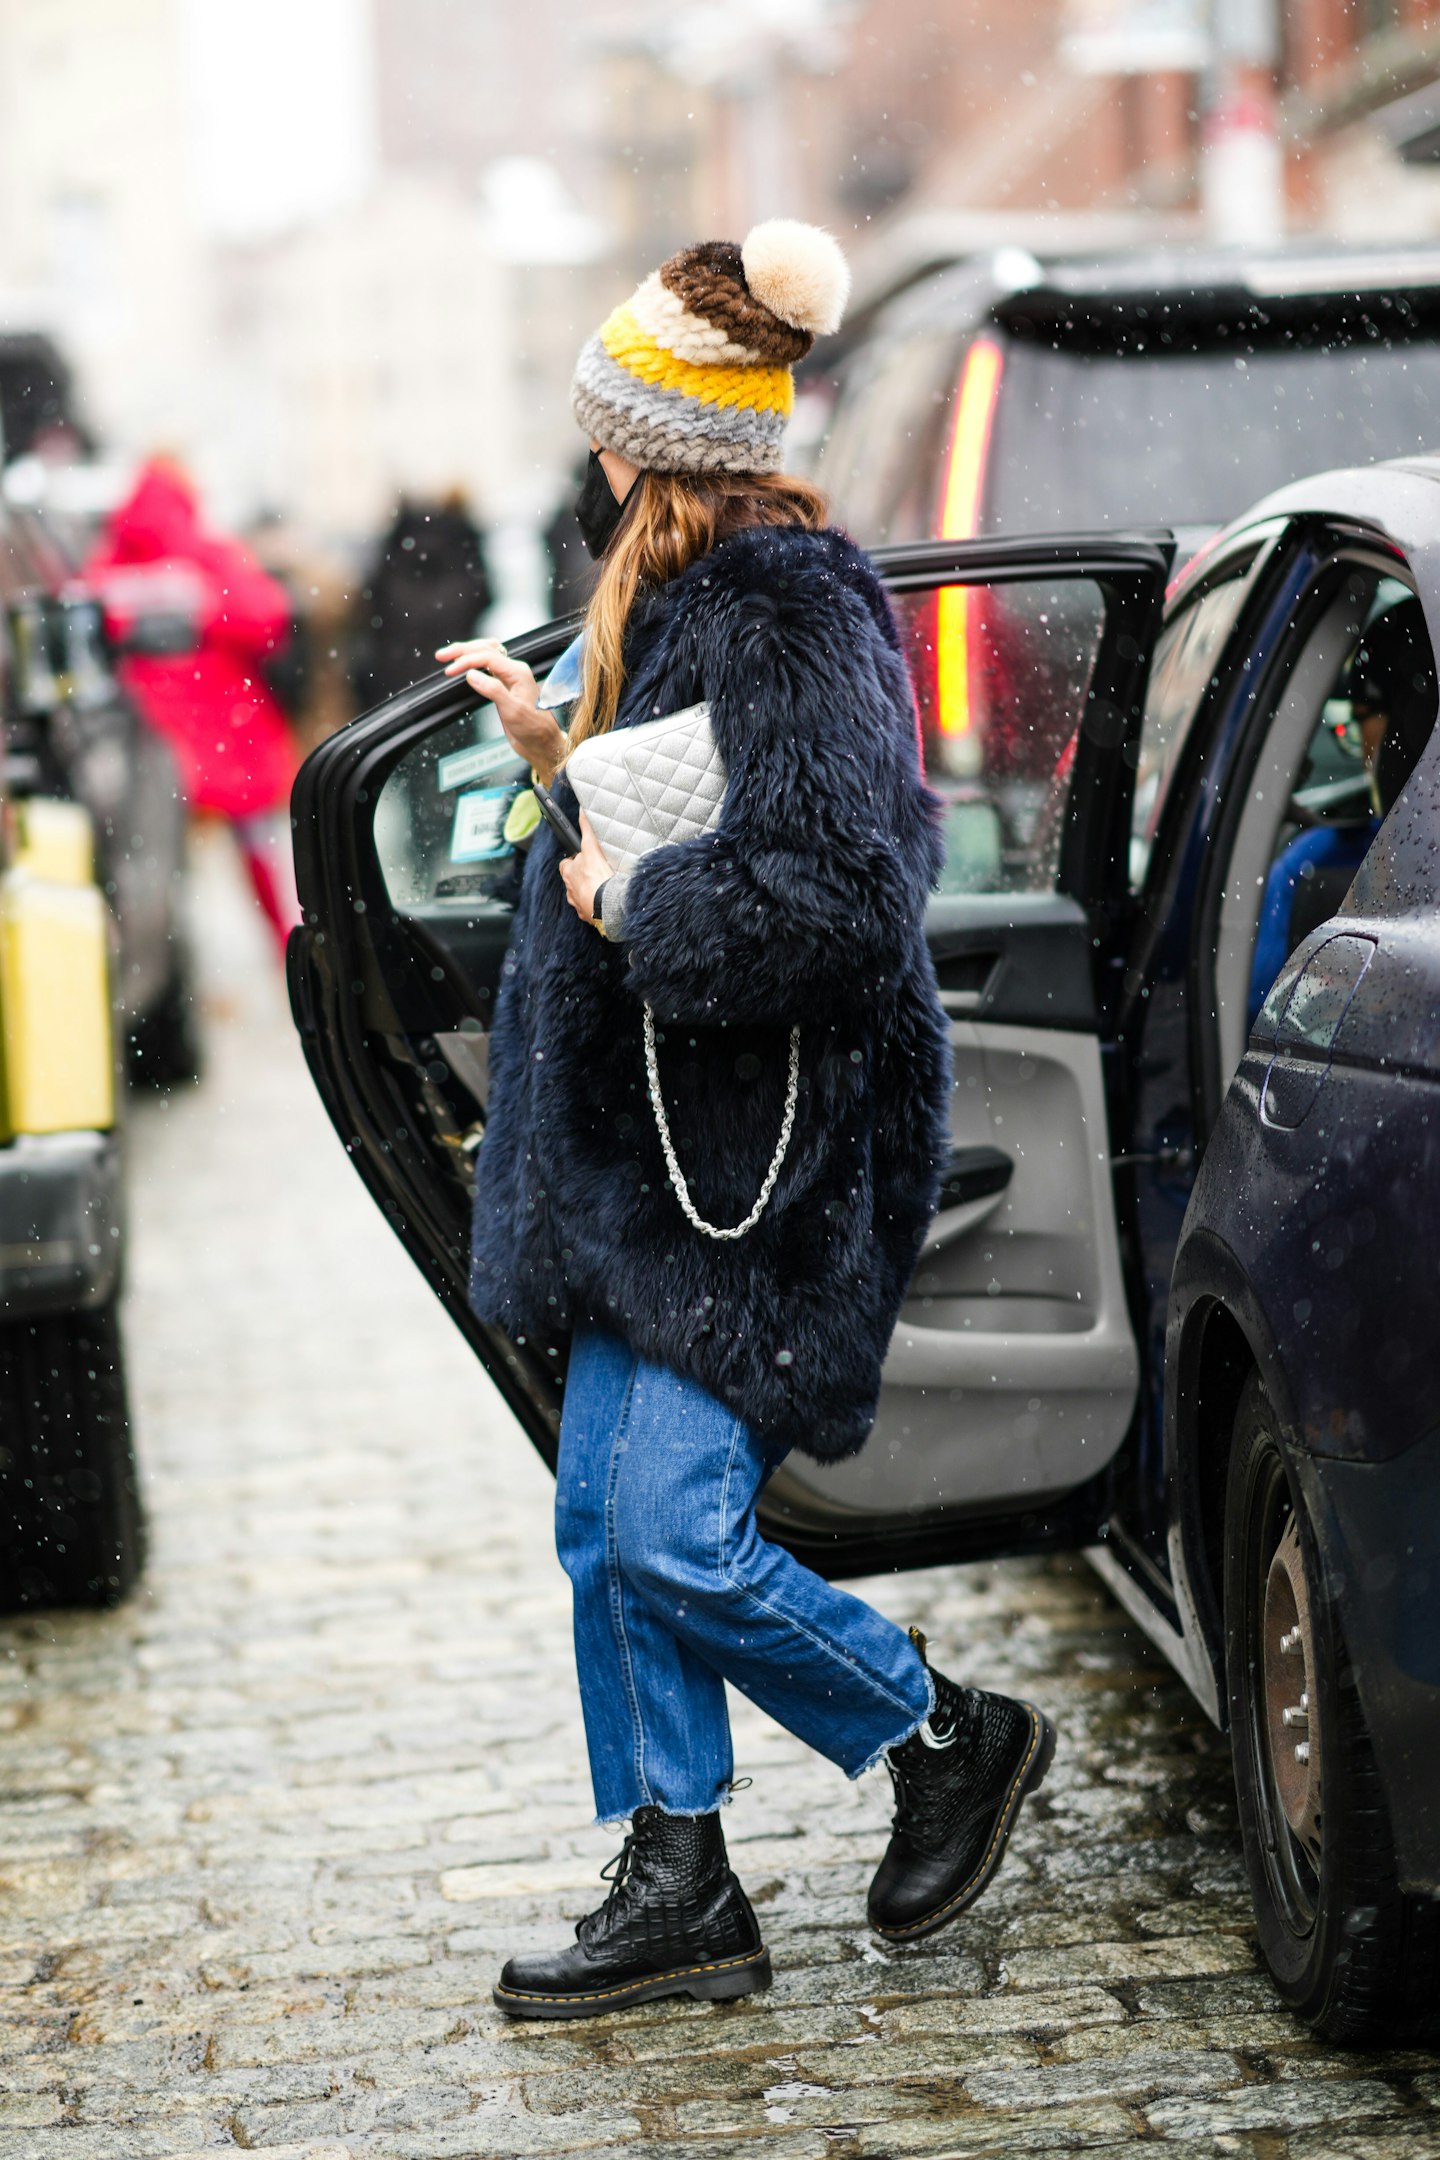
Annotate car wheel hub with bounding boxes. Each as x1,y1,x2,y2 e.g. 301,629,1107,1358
1262,1513,1322,1859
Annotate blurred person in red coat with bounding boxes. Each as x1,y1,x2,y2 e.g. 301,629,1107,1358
87,456,300,954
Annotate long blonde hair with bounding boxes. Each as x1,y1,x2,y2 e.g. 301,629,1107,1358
568,468,829,745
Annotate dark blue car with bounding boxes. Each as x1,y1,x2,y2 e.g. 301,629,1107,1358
288,459,1440,2043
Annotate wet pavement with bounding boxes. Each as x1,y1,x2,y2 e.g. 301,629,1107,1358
1,833,1437,2159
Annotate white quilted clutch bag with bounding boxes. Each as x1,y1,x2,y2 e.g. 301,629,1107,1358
564,701,725,871
563,699,801,1244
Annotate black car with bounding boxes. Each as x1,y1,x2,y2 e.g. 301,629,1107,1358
813,243,1440,560
0,496,150,1612
287,458,1440,2043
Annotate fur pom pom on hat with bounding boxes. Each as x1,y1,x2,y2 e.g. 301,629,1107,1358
571,221,850,477
741,220,850,337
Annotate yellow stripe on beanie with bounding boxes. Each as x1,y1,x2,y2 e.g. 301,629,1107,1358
599,306,794,416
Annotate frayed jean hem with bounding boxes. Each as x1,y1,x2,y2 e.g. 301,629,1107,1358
593,1789,732,1829
849,1666,936,1781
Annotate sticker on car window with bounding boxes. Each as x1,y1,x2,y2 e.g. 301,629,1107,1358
449,786,516,862
437,739,527,791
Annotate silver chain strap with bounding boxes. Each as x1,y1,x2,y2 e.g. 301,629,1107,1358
642,1004,800,1241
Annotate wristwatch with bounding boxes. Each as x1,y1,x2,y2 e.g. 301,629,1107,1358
592,878,609,933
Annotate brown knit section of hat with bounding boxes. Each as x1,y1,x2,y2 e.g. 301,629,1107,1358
659,240,813,364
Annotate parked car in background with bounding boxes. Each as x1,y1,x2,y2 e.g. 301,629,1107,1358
0,498,144,1611
287,455,1440,2042
814,244,1440,560
2,493,199,1083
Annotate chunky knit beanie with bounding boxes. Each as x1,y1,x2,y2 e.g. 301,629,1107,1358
571,220,850,477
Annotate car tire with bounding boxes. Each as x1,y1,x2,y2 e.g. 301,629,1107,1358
0,1296,145,1611
1225,1373,1440,2042
126,949,203,1089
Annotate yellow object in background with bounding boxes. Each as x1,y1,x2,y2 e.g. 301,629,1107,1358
13,798,95,887
0,863,114,1139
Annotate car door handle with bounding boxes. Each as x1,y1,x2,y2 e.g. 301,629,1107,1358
934,948,1002,1014
920,1145,1014,1257
937,1145,1013,1210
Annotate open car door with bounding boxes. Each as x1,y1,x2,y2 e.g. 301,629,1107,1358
288,534,1172,1578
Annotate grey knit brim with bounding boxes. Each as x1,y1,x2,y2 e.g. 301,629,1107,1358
570,335,786,476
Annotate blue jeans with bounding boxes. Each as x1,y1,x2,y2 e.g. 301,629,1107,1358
556,1322,933,1822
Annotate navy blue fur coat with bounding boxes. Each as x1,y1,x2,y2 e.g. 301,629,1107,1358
468,524,952,1462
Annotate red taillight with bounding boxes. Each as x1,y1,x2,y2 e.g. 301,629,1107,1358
936,337,1003,745
939,337,1003,541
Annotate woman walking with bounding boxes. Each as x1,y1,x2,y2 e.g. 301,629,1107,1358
438,221,1054,2020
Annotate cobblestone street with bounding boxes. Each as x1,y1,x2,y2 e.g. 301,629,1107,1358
1,837,1438,2160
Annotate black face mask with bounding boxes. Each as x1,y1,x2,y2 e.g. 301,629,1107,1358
575,449,631,560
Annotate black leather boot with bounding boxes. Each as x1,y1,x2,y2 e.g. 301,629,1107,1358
868,1629,1056,1942
493,1805,771,2020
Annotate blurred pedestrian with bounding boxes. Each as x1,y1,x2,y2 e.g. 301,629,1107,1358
87,456,299,956
542,454,598,616
438,221,1055,2022
244,506,314,727
245,507,356,752
349,490,492,712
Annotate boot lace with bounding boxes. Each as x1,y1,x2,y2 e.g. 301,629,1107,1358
577,1832,639,1948
887,1699,967,1855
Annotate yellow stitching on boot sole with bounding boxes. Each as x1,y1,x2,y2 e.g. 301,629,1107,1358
493,1947,769,2004
874,1708,1048,1941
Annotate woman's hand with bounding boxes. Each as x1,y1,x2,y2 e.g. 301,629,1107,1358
558,812,612,927
436,637,567,785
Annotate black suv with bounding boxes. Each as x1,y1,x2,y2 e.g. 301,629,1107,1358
815,243,1440,555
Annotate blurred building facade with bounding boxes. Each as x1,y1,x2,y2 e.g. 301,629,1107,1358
209,0,611,542
5,0,1440,548
1283,0,1440,235
836,0,1440,239
211,162,608,541
0,0,208,454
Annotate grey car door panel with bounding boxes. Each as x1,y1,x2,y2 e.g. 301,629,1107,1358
766,1019,1141,1523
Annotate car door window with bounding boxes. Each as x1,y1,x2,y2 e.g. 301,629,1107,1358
1130,562,1254,887
374,699,529,916
371,575,1114,917
895,577,1105,894
1246,577,1436,1024
1211,564,1438,1085
366,629,579,1019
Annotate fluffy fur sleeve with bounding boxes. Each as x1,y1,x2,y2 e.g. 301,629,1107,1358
616,527,943,1028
